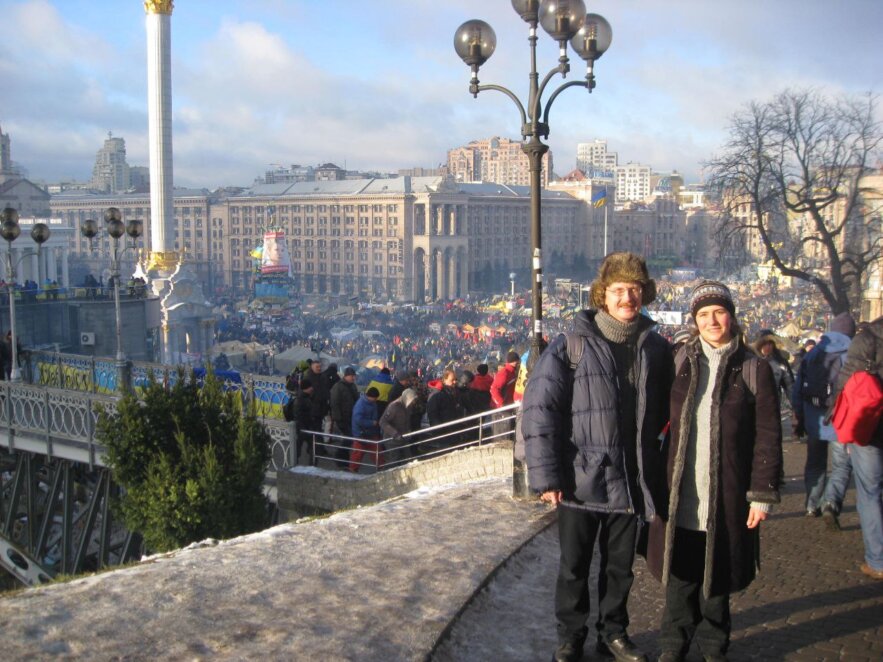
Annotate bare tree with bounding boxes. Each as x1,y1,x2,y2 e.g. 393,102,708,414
707,89,882,315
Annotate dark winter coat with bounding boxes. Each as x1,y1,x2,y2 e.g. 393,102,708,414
329,380,359,435
646,337,783,598
426,386,464,427
521,310,672,519
832,318,883,447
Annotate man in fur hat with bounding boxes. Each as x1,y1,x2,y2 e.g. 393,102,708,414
522,252,673,662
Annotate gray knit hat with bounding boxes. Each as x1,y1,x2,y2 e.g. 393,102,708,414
690,280,735,318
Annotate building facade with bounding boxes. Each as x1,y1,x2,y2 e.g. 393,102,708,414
90,133,131,193
447,137,553,188
576,139,618,175
615,162,652,203
49,188,218,290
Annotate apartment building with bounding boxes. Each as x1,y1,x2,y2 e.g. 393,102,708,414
615,162,652,203
447,137,553,188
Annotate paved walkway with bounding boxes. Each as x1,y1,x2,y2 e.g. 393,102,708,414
0,440,880,661
434,438,883,661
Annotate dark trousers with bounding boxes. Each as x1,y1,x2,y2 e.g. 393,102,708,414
659,527,731,656
555,506,638,645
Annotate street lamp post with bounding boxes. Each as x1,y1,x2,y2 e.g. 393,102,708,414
80,207,143,391
0,207,51,382
454,0,612,369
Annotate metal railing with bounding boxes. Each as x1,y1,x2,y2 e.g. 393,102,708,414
27,350,290,420
303,402,520,473
13,353,521,476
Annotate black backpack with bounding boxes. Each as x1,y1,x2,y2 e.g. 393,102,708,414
800,345,845,408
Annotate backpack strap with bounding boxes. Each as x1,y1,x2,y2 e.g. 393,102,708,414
742,356,759,398
564,332,584,370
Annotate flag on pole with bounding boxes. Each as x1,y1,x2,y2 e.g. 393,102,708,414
591,188,608,208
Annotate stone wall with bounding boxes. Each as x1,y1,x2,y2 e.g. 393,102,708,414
277,441,514,520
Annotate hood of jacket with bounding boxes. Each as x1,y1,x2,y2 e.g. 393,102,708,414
819,331,851,354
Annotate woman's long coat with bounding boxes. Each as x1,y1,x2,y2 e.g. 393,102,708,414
646,337,782,597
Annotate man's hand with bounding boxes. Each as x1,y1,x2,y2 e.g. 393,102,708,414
540,490,564,507
746,507,768,529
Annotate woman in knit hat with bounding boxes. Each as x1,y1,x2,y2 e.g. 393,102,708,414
646,281,783,661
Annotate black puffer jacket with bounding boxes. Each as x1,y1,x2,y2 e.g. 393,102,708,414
522,311,672,518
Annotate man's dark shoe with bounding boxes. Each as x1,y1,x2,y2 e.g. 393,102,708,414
822,504,841,531
657,652,684,662
553,640,584,662
805,508,821,518
599,635,649,662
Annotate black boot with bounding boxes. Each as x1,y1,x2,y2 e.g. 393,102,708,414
598,634,649,662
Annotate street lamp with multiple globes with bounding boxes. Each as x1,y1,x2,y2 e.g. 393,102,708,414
80,207,143,389
0,207,51,381
454,0,612,368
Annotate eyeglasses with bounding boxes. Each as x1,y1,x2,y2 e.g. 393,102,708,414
605,286,643,299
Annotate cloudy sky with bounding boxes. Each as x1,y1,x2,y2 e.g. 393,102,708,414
1,0,881,188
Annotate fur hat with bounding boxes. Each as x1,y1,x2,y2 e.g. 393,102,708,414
589,252,657,309
690,280,735,318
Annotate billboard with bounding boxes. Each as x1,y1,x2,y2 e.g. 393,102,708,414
260,230,292,276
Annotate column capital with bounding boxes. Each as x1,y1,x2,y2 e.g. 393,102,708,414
144,0,174,14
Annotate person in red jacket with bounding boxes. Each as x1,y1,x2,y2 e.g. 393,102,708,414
471,363,494,393
490,351,521,408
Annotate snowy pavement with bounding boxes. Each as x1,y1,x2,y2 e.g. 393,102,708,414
2,440,882,661
0,477,552,661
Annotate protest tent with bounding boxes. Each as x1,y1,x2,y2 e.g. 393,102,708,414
273,346,341,374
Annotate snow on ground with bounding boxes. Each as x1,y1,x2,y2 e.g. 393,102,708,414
0,477,553,661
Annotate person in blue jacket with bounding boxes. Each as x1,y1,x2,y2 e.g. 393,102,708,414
791,312,855,523
522,252,672,662
349,387,381,472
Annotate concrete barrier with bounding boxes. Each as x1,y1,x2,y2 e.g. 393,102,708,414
277,440,514,519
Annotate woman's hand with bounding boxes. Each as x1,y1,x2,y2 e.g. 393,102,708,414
746,507,768,529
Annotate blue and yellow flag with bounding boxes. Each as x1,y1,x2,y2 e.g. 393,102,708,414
591,188,607,208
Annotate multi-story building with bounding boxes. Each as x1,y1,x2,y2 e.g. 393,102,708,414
447,137,553,188
606,198,686,263
216,176,587,301
0,123,12,179
90,133,131,193
615,162,652,203
576,140,618,175
49,188,219,291
0,125,51,218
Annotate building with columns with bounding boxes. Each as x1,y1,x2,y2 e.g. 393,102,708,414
0,217,74,288
216,176,588,302
49,188,217,289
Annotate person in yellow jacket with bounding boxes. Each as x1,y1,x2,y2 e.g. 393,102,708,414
366,366,395,417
